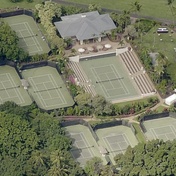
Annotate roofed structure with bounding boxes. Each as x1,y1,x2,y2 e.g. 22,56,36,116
54,11,116,44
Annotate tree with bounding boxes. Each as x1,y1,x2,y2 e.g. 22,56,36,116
167,0,175,25
88,4,102,13
124,25,137,40
114,140,176,175
0,112,39,158
84,157,103,176
0,21,28,62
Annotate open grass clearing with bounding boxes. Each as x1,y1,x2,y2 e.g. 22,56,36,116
132,123,146,143
65,0,175,20
114,96,157,107
0,0,42,9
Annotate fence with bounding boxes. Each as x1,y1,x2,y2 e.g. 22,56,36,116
20,61,48,70
139,112,170,133
93,120,122,131
61,119,99,142
122,120,136,135
0,9,34,18
140,112,170,122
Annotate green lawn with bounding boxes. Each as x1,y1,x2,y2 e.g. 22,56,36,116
65,0,175,20
135,25,176,82
0,0,42,9
155,105,166,113
132,123,146,143
1,0,175,20
115,96,157,107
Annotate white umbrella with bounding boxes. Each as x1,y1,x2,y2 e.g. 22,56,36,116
78,48,85,53
87,46,94,52
105,44,112,49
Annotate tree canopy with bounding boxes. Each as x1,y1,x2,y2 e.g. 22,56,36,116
0,102,82,176
0,21,28,62
114,139,176,175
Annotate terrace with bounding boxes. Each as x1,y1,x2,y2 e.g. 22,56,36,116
65,37,128,58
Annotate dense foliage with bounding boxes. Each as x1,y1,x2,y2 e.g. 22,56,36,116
114,139,176,175
0,21,28,62
0,102,83,176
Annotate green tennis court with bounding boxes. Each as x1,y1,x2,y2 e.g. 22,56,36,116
143,117,176,141
96,125,138,164
65,124,106,167
21,66,74,110
0,65,32,106
3,15,50,55
80,54,140,103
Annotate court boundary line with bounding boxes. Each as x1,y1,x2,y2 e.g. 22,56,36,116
91,64,129,98
103,133,130,156
70,132,94,160
28,74,67,108
150,125,176,141
10,22,43,54
0,73,25,104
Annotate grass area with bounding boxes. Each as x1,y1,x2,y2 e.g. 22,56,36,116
155,105,167,113
0,0,42,9
1,0,175,21
115,96,157,107
132,123,146,143
65,0,175,20
135,25,176,82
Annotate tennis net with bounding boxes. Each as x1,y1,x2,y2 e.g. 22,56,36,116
96,77,124,83
71,145,94,151
34,86,62,93
0,85,20,91
19,34,37,39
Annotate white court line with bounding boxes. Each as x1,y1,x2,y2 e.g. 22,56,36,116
24,22,43,53
111,65,129,94
103,137,117,157
150,128,160,140
168,125,176,138
11,22,43,54
29,77,47,107
91,65,128,98
10,22,26,27
7,73,25,104
122,133,132,147
49,74,67,104
91,67,109,97
43,83,52,98
29,74,51,79
71,132,94,158
29,74,67,108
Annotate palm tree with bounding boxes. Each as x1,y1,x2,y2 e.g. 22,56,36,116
29,150,47,168
167,0,175,26
48,164,68,176
131,1,142,36
118,39,125,47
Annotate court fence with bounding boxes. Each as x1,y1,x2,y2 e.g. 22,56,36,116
61,119,99,142
93,120,136,135
20,61,60,73
139,112,176,133
0,9,34,18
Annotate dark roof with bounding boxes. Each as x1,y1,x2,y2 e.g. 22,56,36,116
54,11,116,41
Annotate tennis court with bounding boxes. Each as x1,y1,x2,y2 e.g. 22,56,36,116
3,15,50,55
80,54,140,102
143,117,176,141
0,65,32,106
96,125,138,164
65,124,106,166
22,66,74,110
